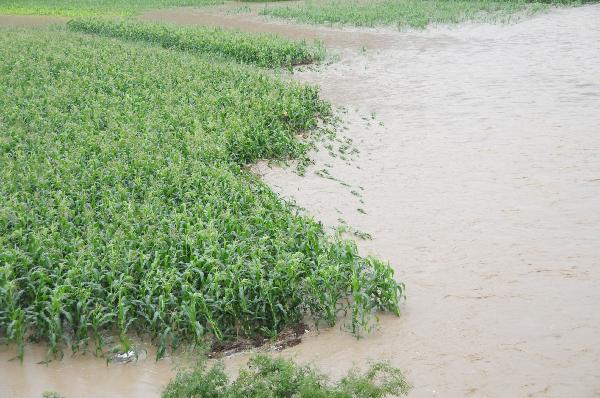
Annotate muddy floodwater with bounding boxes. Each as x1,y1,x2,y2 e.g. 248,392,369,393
251,5,600,397
0,15,65,27
0,344,176,397
2,4,600,398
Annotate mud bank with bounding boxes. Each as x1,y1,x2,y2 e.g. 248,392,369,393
2,4,599,398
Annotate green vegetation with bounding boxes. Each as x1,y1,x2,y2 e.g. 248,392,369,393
0,0,223,17
0,27,404,360
67,18,323,68
261,0,593,29
162,355,410,398
41,393,64,398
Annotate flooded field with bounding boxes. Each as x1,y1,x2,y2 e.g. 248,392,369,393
2,3,600,397
0,344,175,397
140,4,397,51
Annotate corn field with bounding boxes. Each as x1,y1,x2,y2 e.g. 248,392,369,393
0,28,404,360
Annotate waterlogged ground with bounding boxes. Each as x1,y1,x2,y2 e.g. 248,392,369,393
2,3,600,398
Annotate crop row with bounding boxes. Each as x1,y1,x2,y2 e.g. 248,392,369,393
67,18,323,68
0,28,403,359
0,0,224,17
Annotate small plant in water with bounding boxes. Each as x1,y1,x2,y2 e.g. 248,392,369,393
162,355,411,398
42,392,64,398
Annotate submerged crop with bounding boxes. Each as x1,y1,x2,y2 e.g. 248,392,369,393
67,18,324,68
0,29,404,360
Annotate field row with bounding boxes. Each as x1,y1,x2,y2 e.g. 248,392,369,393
260,0,591,29
67,18,323,68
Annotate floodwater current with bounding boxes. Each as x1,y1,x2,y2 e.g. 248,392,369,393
1,4,599,397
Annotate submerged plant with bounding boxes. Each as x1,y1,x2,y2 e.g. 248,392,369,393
41,392,64,398
162,355,411,398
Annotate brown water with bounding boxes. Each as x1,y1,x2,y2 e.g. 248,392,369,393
0,344,176,397
0,15,65,27
2,4,600,398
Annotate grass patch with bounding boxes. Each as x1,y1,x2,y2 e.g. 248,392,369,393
0,0,224,17
162,355,410,397
67,18,324,68
260,0,594,29
0,28,404,360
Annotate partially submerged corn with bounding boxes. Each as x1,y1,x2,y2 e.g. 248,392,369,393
0,28,403,360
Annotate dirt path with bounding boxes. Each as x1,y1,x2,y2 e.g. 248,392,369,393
2,4,599,398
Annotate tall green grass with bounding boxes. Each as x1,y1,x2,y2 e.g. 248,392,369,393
0,28,404,360
67,18,323,68
260,0,594,29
